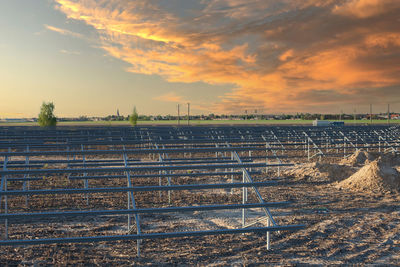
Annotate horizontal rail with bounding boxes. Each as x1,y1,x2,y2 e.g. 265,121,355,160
68,171,262,180
0,163,293,176
0,181,279,196
0,156,282,166
7,177,42,182
1,144,398,159
0,202,291,220
0,146,270,157
0,225,306,246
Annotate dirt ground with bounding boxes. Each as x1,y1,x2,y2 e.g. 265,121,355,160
1,150,400,266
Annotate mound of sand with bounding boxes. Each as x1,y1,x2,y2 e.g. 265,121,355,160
284,162,355,182
340,150,378,166
337,156,400,193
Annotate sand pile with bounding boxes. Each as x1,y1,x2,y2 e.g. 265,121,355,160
284,162,355,182
340,150,378,166
337,156,400,193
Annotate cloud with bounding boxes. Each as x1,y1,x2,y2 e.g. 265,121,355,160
53,0,400,113
332,0,400,18
279,49,294,61
60,49,81,55
154,92,185,103
44,24,83,38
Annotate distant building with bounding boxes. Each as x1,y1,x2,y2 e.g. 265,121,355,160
331,121,345,126
313,120,331,126
313,120,344,126
391,114,400,119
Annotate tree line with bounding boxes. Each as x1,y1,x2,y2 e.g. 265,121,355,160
38,102,138,127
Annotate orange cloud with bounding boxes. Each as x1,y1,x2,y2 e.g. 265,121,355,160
365,33,400,48
333,0,400,18
279,49,294,61
154,92,185,103
44,24,83,38
53,0,400,113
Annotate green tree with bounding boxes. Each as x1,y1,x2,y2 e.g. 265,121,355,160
38,102,57,127
129,106,138,126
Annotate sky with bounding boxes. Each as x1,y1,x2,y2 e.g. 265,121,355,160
0,0,399,118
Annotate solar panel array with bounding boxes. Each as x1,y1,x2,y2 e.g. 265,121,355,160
0,125,399,256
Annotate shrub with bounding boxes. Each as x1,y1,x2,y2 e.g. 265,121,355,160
129,106,138,126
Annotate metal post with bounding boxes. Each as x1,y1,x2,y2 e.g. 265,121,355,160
23,145,30,207
167,169,171,204
354,109,356,125
177,104,180,126
248,150,252,175
230,152,234,194
370,104,372,124
66,139,70,167
120,142,132,233
187,103,190,126
4,175,7,240
161,145,172,204
266,218,271,250
2,150,9,239
265,145,269,174
122,149,141,257
242,170,246,227
158,172,162,199
81,145,89,205
343,137,346,158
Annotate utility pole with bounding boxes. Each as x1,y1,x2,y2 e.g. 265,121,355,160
354,109,356,124
245,110,247,120
177,104,180,125
187,103,190,126
388,103,390,125
370,104,372,125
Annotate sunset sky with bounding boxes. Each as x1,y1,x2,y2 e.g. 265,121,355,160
1,0,399,118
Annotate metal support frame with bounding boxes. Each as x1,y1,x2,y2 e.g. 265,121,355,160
374,130,397,153
122,145,141,256
303,132,324,160
1,125,399,255
261,135,283,177
229,145,277,250
339,131,357,157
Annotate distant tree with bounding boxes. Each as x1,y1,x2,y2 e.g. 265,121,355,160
38,102,57,127
129,106,138,126
78,116,88,121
